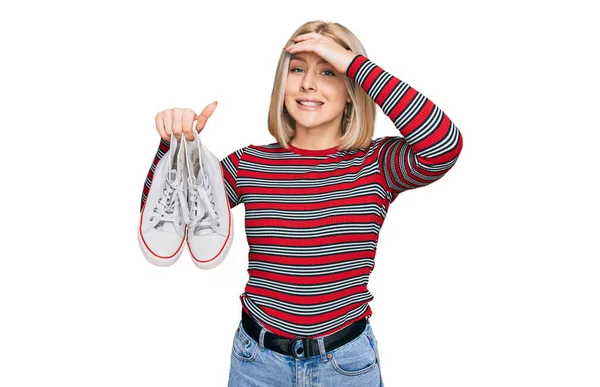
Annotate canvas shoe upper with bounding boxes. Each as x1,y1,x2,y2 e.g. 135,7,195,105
183,130,234,270
138,133,189,267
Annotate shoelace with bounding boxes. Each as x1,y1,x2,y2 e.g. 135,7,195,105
150,169,189,226
187,171,220,231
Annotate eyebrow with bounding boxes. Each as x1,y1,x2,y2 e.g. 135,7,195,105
290,55,329,65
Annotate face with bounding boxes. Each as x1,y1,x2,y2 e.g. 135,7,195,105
284,51,350,132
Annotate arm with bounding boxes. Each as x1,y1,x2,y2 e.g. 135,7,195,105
346,54,463,197
140,138,170,212
220,146,246,209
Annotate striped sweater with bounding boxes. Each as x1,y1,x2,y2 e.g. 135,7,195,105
141,54,463,339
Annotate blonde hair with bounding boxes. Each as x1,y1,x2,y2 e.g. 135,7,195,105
268,20,377,152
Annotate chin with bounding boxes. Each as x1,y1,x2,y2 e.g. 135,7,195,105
292,116,329,128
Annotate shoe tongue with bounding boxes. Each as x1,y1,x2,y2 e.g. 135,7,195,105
191,188,208,226
168,169,180,185
196,196,207,216
156,169,181,232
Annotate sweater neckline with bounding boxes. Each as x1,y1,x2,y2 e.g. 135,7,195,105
286,142,340,156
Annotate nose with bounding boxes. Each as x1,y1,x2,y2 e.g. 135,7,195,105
301,71,317,92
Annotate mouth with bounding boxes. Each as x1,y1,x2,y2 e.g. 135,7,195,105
296,98,323,106
296,99,323,110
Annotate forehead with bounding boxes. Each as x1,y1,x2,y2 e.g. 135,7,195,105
290,52,328,65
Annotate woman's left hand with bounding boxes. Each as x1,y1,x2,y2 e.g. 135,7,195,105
284,32,357,75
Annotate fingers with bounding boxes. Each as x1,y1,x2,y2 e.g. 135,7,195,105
162,109,173,141
195,101,218,133
155,112,169,142
156,103,215,143
172,108,183,141
182,108,196,142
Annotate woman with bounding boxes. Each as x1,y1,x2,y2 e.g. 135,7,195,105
142,20,463,387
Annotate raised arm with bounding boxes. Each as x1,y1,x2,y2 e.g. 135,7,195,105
346,54,463,197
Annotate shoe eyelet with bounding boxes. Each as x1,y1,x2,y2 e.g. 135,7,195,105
150,216,154,221
217,222,220,227
153,207,157,212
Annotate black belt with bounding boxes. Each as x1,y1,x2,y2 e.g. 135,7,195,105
241,308,367,359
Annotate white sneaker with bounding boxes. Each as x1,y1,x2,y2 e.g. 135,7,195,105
138,133,189,267
183,130,234,269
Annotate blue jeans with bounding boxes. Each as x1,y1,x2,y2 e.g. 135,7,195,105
227,317,384,386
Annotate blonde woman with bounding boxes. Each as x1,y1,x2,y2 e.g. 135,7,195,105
143,20,463,387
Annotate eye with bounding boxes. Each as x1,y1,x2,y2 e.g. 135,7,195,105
289,67,335,76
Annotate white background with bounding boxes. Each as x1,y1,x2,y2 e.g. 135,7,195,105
1,0,598,386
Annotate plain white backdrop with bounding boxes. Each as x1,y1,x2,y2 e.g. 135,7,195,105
1,0,598,386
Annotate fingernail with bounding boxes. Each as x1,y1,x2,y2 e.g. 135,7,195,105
212,101,218,105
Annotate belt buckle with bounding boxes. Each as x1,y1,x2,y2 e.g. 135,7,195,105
288,337,309,359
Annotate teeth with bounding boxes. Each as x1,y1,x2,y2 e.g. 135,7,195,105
298,101,323,106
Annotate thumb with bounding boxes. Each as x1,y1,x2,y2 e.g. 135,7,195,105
195,101,218,132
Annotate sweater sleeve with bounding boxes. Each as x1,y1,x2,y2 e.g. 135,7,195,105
140,138,170,213
220,146,246,209
139,139,246,212
346,54,463,199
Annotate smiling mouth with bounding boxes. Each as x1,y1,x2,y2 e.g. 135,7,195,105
297,100,324,107
296,101,324,111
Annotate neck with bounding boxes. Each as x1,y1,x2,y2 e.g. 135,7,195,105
290,137,340,150
291,126,342,150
